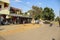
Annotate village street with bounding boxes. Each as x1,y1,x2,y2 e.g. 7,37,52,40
0,23,60,40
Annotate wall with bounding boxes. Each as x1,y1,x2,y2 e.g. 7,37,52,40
0,0,10,3
0,2,10,15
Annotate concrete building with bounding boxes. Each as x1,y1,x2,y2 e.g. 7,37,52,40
0,0,10,15
0,0,10,25
0,0,32,25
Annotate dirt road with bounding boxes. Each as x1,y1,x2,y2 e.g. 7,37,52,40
0,24,60,40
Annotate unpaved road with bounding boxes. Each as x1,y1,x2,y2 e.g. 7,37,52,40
0,24,60,40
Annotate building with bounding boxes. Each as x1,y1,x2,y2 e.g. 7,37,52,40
0,0,10,18
10,7,22,15
0,0,10,24
0,0,10,16
10,7,32,24
0,0,32,25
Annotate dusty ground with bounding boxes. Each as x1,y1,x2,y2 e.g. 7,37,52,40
0,24,41,36
0,23,60,40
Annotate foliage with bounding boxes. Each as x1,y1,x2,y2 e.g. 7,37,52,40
42,7,55,21
27,6,43,20
26,6,55,21
25,12,28,15
55,16,60,21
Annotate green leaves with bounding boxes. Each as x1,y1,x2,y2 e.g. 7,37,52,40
42,7,55,21
26,6,55,21
55,16,60,21
27,6,43,20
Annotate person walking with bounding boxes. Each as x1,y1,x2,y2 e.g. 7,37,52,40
50,22,53,27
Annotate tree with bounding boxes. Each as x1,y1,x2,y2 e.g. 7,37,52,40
27,6,43,20
42,7,55,21
24,12,28,15
55,16,60,21
55,16,60,27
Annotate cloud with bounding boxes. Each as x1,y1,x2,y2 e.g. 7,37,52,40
26,2,30,4
14,0,22,2
39,2,42,5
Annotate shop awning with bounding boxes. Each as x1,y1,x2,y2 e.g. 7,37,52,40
9,14,32,18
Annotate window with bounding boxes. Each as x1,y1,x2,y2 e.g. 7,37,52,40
0,5,1,8
4,3,8,8
0,5,2,10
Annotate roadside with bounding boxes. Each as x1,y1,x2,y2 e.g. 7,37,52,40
0,24,41,36
0,23,59,40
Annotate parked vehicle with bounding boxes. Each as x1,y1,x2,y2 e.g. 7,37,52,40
35,20,40,24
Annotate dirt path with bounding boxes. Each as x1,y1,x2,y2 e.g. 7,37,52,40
0,24,41,36
0,24,60,40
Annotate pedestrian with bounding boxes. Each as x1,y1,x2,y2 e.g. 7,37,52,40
50,22,53,27
23,20,25,24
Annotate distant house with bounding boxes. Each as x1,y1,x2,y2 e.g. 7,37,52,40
10,7,32,24
10,7,22,15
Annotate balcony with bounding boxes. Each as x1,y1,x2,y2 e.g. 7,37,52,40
0,7,10,15
0,7,9,10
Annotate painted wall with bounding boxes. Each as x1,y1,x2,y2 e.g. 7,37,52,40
16,10,21,15
0,2,10,15
0,0,10,3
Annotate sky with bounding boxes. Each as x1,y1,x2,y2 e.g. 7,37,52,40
10,0,60,17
